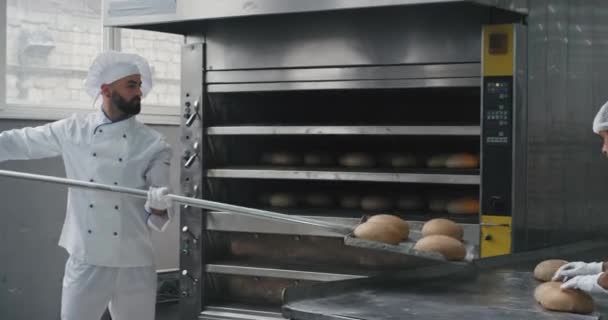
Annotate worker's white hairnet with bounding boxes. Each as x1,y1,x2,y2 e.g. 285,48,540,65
593,101,608,134
84,50,153,99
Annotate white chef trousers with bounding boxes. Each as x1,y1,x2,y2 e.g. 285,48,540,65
61,255,157,320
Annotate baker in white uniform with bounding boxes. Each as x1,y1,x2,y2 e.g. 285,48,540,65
0,51,173,320
551,101,608,294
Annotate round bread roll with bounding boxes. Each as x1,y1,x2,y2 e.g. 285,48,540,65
413,234,466,261
340,195,361,209
366,214,410,240
303,153,334,166
353,221,403,245
387,154,418,168
421,218,463,240
264,152,301,166
396,195,425,211
426,154,449,168
445,153,479,169
304,193,333,207
269,193,297,208
361,196,393,211
534,259,568,282
446,198,480,215
339,153,375,168
428,197,448,212
534,281,594,314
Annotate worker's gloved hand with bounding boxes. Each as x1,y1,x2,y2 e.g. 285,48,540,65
553,261,603,281
561,274,608,293
145,186,171,212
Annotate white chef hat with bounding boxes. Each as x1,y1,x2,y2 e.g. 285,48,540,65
84,50,153,99
593,101,608,134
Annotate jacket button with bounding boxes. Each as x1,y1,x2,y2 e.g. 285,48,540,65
99,129,103,133
92,153,96,157
89,179,94,182
89,204,94,208
118,158,123,162
88,230,92,234
114,205,119,210
113,182,118,185
123,134,127,138
113,232,118,236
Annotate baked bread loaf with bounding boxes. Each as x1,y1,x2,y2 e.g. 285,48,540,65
446,198,480,215
269,193,298,208
413,234,466,261
262,152,302,166
533,259,568,282
366,214,409,240
339,153,375,168
353,221,403,245
421,218,463,240
534,281,594,314
445,153,479,169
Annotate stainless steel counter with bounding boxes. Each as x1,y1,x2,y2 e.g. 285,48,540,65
283,241,608,320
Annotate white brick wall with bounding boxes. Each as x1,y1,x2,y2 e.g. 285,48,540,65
6,1,182,110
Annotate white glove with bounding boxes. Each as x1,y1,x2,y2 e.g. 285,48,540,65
145,186,171,212
552,261,603,280
593,101,608,134
561,274,608,293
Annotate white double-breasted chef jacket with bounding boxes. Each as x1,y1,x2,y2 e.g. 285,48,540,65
0,110,172,267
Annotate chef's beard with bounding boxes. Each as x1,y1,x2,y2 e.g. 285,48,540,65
111,92,141,116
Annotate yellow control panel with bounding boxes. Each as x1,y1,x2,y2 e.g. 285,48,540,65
481,215,512,257
480,24,519,258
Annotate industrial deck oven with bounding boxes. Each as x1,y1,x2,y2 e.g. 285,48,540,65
105,1,608,319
